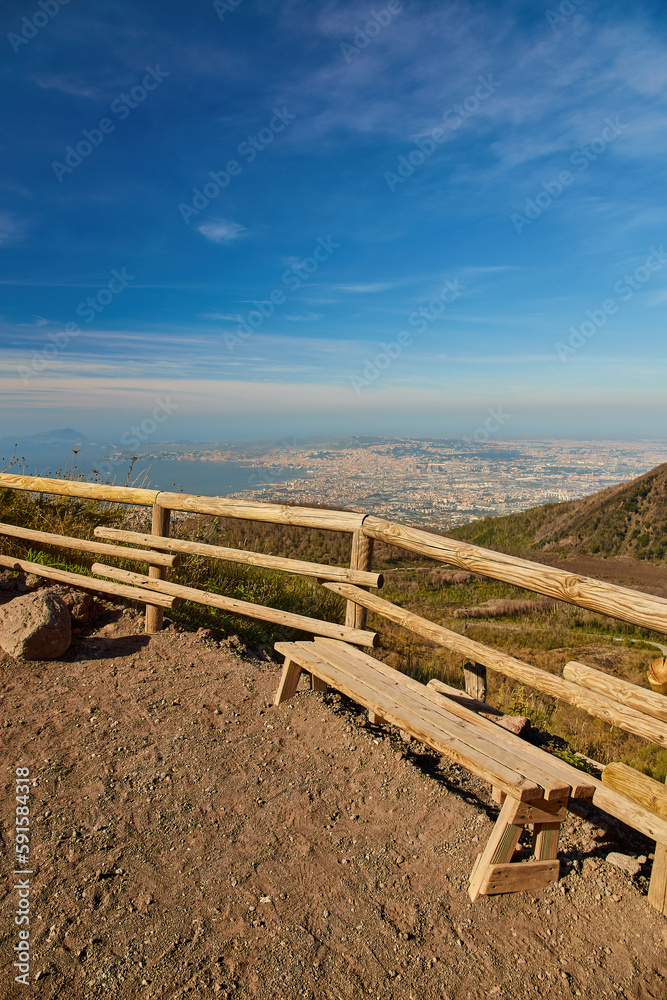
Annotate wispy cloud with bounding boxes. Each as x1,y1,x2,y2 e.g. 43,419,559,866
337,283,397,293
201,312,244,322
196,220,246,244
31,73,105,100
0,211,27,247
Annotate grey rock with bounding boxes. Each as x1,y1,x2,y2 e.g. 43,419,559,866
0,590,71,660
605,852,642,876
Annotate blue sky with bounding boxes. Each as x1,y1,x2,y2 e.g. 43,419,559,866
1,0,665,443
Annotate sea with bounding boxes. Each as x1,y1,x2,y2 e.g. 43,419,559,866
0,443,306,497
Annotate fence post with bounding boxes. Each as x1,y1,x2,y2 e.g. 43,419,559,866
345,529,374,630
145,500,171,634
648,776,667,916
463,661,487,702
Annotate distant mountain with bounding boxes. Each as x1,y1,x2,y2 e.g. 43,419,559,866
449,462,667,563
0,428,90,452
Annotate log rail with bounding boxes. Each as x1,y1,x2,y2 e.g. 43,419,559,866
2,472,667,911
1,473,665,635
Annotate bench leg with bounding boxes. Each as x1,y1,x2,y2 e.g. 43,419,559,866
491,786,506,806
311,674,328,693
274,658,303,706
368,710,386,725
533,822,561,861
469,796,564,902
648,841,667,916
469,797,523,902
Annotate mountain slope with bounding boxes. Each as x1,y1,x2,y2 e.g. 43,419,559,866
449,462,667,563
0,428,89,451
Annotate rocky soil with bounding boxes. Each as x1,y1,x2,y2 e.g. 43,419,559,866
1,598,667,999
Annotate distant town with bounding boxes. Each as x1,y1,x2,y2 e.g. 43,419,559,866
124,437,667,528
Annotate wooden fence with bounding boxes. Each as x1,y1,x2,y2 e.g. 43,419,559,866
1,471,667,912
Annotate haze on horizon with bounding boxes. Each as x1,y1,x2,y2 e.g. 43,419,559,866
1,0,665,445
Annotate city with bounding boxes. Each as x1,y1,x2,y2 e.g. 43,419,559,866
129,437,667,527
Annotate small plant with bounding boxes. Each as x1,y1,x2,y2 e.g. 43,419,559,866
542,740,595,774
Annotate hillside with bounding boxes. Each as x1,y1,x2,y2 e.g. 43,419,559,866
449,461,667,563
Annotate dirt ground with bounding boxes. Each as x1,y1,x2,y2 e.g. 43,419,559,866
539,553,667,601
2,600,667,1000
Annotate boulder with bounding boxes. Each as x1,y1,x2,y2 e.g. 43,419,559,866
46,585,97,623
0,590,71,660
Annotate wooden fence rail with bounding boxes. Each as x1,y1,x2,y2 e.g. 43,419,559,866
91,562,377,647
322,581,667,748
0,521,178,568
0,473,158,506
361,515,667,635
0,553,176,608
93,526,382,587
3,473,665,634
2,472,667,911
155,491,365,532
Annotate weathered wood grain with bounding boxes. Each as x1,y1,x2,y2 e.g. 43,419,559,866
0,554,176,608
564,660,667,723
0,521,177,567
91,563,377,646
361,515,667,635
94,526,382,587
156,492,365,532
0,472,157,506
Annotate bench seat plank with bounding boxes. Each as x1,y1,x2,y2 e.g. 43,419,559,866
306,642,572,799
275,641,547,801
315,638,595,800
306,639,575,801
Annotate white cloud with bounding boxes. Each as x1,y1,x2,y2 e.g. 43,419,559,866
0,375,663,421
201,312,244,321
197,220,246,244
337,283,397,293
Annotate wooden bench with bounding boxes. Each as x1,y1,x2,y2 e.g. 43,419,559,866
273,638,596,902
